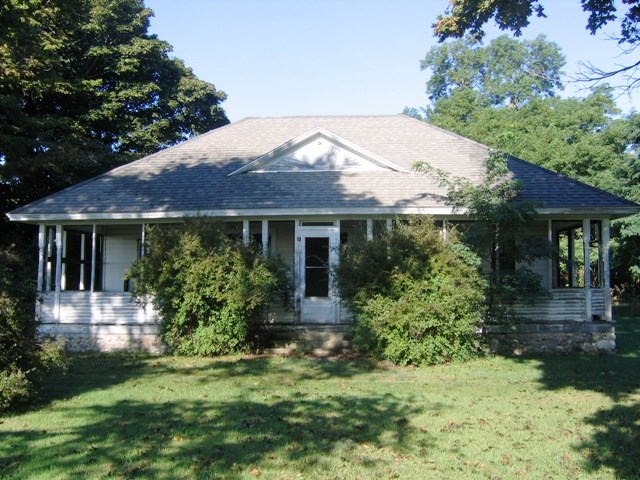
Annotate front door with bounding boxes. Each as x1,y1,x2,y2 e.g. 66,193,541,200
296,225,339,323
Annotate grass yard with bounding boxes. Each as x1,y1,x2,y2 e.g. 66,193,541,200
1,309,639,480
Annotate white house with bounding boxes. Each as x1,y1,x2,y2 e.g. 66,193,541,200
8,115,639,353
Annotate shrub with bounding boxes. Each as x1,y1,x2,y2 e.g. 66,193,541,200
0,244,67,411
127,217,292,355
336,217,486,365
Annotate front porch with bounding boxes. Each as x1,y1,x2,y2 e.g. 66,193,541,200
35,216,615,353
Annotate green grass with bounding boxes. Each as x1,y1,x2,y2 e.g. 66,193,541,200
1,309,639,479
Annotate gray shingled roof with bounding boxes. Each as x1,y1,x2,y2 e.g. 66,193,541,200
9,115,639,221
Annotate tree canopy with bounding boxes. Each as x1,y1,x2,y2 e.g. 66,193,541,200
0,0,229,241
433,0,640,90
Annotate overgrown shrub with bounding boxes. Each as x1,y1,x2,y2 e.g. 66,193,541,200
127,217,292,355
0,244,67,411
335,217,486,365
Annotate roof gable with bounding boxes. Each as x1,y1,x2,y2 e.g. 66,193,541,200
228,127,411,175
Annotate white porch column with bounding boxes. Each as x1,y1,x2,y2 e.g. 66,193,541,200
547,220,553,289
45,227,54,292
366,219,373,240
61,229,67,291
141,223,146,257
242,220,250,245
602,219,612,322
79,233,86,290
261,220,269,255
54,225,63,322
583,219,592,322
37,224,45,292
386,219,392,232
90,225,97,292
569,230,577,286
442,219,448,240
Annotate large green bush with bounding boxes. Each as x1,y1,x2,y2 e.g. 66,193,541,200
335,218,486,365
127,218,292,355
0,245,66,411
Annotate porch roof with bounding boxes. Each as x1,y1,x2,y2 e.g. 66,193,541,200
9,115,639,222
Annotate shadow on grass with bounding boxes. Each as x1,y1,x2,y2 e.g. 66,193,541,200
35,353,381,409
1,393,424,478
511,306,640,478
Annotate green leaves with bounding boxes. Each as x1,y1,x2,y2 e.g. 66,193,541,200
336,218,486,365
0,0,228,243
126,218,293,356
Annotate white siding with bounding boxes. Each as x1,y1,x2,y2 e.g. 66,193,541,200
39,291,159,325
103,236,138,292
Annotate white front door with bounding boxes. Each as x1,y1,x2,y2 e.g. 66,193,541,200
296,225,340,323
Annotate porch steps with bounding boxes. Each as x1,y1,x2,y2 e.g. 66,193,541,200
257,324,352,355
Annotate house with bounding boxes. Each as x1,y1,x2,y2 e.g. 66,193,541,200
8,115,639,353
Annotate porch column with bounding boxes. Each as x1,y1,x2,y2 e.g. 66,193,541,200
79,233,86,290
366,219,373,240
61,229,67,291
583,219,592,322
602,219,612,322
45,227,54,292
569,230,577,286
37,224,45,292
141,223,146,257
442,219,448,240
242,220,250,245
54,224,63,322
386,219,392,232
547,220,553,289
261,220,269,255
90,225,97,292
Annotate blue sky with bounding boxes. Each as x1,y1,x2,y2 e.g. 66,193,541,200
145,0,639,122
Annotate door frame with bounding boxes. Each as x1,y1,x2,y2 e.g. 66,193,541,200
294,221,340,323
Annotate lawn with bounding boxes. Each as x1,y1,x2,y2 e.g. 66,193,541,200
1,309,639,480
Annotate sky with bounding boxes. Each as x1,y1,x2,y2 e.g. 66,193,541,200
145,0,640,122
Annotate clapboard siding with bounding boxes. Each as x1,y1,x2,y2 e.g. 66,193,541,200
591,288,605,315
39,292,159,325
515,288,606,322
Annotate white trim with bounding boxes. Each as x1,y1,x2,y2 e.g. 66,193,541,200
261,220,268,255
10,206,640,223
90,225,97,292
386,219,392,232
366,219,373,240
79,233,86,291
547,220,552,290
583,219,592,322
37,224,45,293
61,229,67,291
242,220,249,245
141,223,146,258
54,225,63,322
602,219,612,322
45,227,54,292
228,127,412,176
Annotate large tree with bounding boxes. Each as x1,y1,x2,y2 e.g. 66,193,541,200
409,35,640,293
0,0,229,242
433,0,640,91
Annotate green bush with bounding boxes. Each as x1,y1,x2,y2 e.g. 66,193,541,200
335,217,486,365
127,217,292,356
0,244,67,411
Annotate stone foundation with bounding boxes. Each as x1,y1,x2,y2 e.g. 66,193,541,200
38,324,166,354
486,322,615,355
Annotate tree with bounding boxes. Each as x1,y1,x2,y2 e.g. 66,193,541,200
415,154,553,324
433,0,640,91
410,35,640,295
422,34,565,107
0,0,229,243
